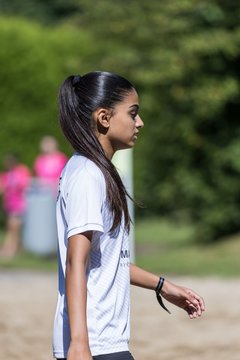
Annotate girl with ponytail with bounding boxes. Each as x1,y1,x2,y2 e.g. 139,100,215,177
53,71,205,360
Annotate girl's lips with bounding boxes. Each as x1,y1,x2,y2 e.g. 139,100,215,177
134,132,139,139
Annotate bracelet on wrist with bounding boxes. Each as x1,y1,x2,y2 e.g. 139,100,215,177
155,277,171,314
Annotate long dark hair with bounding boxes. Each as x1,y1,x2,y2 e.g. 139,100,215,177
58,71,135,234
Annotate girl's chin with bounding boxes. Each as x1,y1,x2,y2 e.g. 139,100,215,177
114,139,137,152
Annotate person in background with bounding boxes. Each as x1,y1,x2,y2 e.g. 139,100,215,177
34,135,68,193
0,153,31,259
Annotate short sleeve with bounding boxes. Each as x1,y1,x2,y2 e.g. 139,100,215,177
65,166,105,239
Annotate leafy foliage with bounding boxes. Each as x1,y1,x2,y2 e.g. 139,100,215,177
1,1,240,241
0,17,95,166
69,0,240,242
0,0,80,23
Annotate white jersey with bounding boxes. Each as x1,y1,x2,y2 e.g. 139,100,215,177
53,153,130,358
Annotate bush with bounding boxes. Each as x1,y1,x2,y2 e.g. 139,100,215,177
0,17,95,169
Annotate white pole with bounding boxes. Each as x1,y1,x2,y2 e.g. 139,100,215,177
112,149,135,262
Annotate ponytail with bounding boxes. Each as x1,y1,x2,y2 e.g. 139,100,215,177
58,72,134,234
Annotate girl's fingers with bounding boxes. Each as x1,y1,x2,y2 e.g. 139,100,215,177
187,290,205,312
185,294,205,318
185,303,200,318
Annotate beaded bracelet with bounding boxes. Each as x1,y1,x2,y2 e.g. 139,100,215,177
155,277,171,314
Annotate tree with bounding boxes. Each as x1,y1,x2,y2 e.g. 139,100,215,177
70,0,240,241
0,0,80,24
1,1,240,241
0,17,95,166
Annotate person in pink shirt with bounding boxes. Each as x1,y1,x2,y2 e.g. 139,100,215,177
34,135,67,193
0,154,31,258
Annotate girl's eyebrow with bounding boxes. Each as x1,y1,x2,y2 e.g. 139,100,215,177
129,104,139,110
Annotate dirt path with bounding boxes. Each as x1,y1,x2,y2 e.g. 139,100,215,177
0,272,239,360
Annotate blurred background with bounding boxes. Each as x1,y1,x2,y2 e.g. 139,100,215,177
0,0,240,275
0,2,240,360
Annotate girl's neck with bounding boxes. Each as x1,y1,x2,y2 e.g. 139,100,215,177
98,136,115,160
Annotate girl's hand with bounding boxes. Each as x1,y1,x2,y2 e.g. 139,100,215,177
67,341,93,360
161,280,205,319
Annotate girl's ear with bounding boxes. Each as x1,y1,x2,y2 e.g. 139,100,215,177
93,108,111,131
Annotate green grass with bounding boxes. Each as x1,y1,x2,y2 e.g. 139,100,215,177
0,251,58,271
0,230,57,271
0,218,240,276
135,217,240,277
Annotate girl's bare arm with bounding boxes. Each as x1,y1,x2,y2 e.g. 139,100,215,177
66,231,93,360
130,263,205,319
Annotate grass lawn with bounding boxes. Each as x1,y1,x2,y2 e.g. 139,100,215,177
135,218,240,277
0,251,58,271
0,218,240,276
0,231,57,271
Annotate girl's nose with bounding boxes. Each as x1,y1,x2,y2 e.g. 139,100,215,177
136,115,144,128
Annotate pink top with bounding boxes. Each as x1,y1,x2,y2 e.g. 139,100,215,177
0,164,31,215
34,151,67,190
